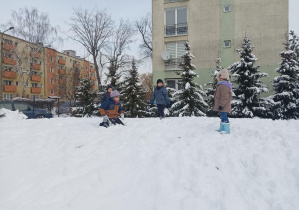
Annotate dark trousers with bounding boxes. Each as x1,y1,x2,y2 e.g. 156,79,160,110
157,104,165,117
100,118,124,128
220,112,229,123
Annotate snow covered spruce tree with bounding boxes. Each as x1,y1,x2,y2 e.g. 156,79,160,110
228,36,268,118
271,38,299,120
289,31,299,61
121,59,147,118
75,78,97,117
205,57,222,117
171,41,208,117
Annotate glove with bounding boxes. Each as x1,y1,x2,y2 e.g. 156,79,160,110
120,113,125,120
152,100,155,105
218,106,224,110
166,101,170,107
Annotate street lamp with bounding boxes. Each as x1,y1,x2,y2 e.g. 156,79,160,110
0,26,14,101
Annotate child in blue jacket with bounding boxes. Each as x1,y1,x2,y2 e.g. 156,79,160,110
151,79,170,119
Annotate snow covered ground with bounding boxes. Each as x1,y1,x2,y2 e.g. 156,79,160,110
1,112,299,210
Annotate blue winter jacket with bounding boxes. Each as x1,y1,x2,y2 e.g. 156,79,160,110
151,86,170,105
99,98,124,118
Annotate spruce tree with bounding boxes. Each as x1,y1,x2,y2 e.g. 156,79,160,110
121,59,147,118
205,57,222,116
106,59,122,90
271,37,299,120
75,78,97,117
228,36,268,118
289,31,299,61
171,41,208,117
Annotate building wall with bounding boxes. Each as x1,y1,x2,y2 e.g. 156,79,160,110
1,34,46,100
1,34,97,101
152,0,289,93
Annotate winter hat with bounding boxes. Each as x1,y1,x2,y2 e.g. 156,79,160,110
110,90,120,98
218,69,230,80
157,79,163,84
107,85,112,91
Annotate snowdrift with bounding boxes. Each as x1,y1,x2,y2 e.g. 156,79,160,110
0,108,27,122
0,117,298,210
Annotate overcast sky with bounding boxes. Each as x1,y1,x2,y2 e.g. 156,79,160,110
0,0,298,72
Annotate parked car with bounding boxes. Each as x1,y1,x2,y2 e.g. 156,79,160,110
57,102,81,115
0,101,53,119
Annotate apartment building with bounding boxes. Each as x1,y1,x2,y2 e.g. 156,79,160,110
152,0,289,90
0,34,96,101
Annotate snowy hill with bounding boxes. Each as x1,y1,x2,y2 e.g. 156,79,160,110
0,117,299,210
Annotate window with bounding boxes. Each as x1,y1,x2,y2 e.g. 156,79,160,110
4,94,13,100
50,78,54,84
32,95,38,100
50,56,53,62
40,84,43,88
32,83,38,87
224,40,231,48
224,6,231,12
16,82,19,86
165,7,188,36
166,79,183,90
51,89,54,95
4,66,13,71
50,67,53,73
4,80,13,85
165,41,185,70
14,103,32,111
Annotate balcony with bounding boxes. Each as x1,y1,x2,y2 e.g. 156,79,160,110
58,59,66,65
90,76,96,80
30,51,41,58
90,68,95,72
3,85,17,92
3,43,14,51
59,69,66,75
31,87,41,94
73,63,80,68
59,79,66,85
165,58,183,70
165,23,188,36
31,75,41,82
4,71,17,79
32,64,41,70
3,57,16,65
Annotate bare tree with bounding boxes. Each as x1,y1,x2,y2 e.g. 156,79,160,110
135,14,152,60
7,7,59,98
104,19,135,88
140,73,153,101
68,8,113,89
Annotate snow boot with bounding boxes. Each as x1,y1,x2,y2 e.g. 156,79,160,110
221,123,230,134
216,122,224,132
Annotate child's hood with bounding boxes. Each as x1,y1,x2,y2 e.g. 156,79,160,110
217,81,232,90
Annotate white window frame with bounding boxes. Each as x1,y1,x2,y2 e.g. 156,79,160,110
224,40,231,48
50,78,54,84
50,89,54,95
32,83,38,88
50,56,53,62
4,94,13,100
165,41,186,70
165,7,188,36
224,5,231,13
50,67,53,73
165,78,183,90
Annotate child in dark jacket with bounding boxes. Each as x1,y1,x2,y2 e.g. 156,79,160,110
213,69,232,134
99,90,125,127
151,79,170,119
